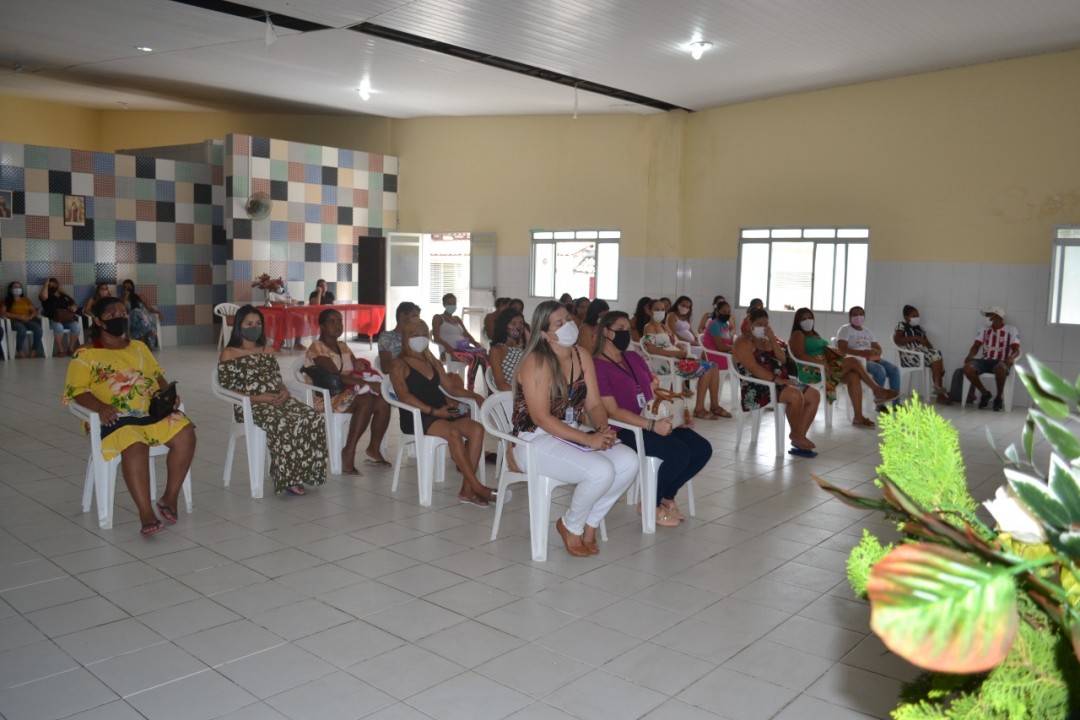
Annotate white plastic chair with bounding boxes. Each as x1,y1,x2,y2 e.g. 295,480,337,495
480,391,606,561
214,303,240,350
69,402,193,530
42,318,84,358
732,366,789,458
380,379,448,506
210,368,268,499
831,337,876,421
961,352,1021,412
0,317,15,360
701,347,740,411
891,338,931,399
609,420,698,534
285,357,358,476
791,358,832,428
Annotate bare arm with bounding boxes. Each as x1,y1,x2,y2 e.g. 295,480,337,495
789,330,810,362
518,354,607,448
643,324,687,358
489,345,511,390
38,286,49,302
964,341,982,362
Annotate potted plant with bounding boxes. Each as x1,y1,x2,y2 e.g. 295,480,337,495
817,357,1080,719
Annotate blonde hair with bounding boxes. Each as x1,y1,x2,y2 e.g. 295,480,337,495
518,300,569,404
400,317,430,355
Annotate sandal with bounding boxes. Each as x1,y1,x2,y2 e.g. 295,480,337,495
873,388,900,403
661,501,686,521
852,417,876,428
459,494,490,507
285,484,306,496
710,406,732,418
339,466,362,476
788,447,818,458
936,392,954,406
555,518,591,557
140,520,165,537
655,508,681,527
363,457,392,468
693,409,718,420
155,501,178,524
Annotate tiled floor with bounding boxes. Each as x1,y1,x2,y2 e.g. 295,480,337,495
0,346,1025,720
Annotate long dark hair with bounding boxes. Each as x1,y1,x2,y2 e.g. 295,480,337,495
583,299,609,327
121,279,144,310
710,295,727,319
593,310,630,357
4,281,23,310
226,304,266,348
89,297,126,339
632,296,652,334
491,307,524,345
520,300,569,402
790,307,819,338
673,295,693,319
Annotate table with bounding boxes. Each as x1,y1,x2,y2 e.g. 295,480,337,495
261,304,386,349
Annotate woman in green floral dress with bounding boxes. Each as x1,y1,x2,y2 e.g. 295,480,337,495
218,305,327,495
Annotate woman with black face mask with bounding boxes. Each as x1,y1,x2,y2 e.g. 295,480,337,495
592,311,713,528
63,297,195,537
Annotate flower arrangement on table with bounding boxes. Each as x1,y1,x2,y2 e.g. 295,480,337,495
252,273,284,292
816,357,1080,719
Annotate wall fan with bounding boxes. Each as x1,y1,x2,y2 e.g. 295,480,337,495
245,191,272,220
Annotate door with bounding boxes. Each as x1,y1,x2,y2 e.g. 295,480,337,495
386,232,422,331
355,236,386,305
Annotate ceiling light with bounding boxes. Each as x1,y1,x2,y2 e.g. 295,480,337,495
688,41,713,60
135,46,153,53
357,78,371,101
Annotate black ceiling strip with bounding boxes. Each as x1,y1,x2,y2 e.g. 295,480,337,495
165,0,688,112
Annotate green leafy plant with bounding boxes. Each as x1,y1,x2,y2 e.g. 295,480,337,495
816,358,1080,718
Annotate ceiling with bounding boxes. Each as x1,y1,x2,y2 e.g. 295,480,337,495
1,0,1079,119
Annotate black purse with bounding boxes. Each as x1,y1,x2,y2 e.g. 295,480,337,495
148,381,178,420
301,365,346,395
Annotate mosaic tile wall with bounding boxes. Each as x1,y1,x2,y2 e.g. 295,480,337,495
0,141,226,346
224,134,398,306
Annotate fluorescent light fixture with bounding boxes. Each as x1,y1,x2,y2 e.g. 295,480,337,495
135,46,153,52
357,78,371,101
689,40,713,60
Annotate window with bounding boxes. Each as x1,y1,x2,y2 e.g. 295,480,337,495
1050,225,1080,325
530,230,620,300
737,227,869,312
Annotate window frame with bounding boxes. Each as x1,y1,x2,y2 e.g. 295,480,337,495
529,229,621,301
736,227,869,313
1049,225,1080,326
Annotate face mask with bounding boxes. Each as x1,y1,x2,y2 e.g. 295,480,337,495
553,321,579,347
408,336,429,353
652,310,666,323
984,316,994,327
103,317,127,337
678,306,690,316
611,329,631,352
850,315,864,328
507,327,522,340
752,326,767,339
800,318,814,332
908,317,921,327
240,326,262,342
12,288,22,297
717,313,730,323
444,305,457,315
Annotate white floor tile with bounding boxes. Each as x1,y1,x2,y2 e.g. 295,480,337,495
405,671,532,720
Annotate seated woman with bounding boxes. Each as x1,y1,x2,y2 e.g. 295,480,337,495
576,299,609,354
733,308,821,457
789,307,897,428
666,295,702,355
483,297,511,343
700,299,733,366
432,292,490,391
2,281,44,358
83,281,111,316
641,298,729,419
893,305,952,405
63,297,195,536
218,305,328,496
514,301,637,556
594,311,712,527
306,308,391,474
389,317,494,506
507,298,531,343
571,297,590,326
740,298,764,336
40,278,81,356
489,307,527,391
697,295,727,335
630,296,652,343
377,301,420,371
120,280,161,350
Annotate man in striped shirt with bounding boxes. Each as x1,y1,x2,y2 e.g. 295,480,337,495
963,305,1021,411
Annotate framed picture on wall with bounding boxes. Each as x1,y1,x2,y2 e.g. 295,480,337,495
64,194,86,226
0,190,11,219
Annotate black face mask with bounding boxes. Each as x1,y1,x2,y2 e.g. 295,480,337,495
717,313,730,323
611,330,632,352
102,317,127,337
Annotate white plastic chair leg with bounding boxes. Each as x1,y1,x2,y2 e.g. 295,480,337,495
528,477,554,562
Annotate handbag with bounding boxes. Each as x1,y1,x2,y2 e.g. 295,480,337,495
55,308,76,324
641,386,691,429
148,381,178,421
301,364,346,395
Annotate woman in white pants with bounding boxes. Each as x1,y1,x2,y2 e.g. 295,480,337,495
512,300,637,557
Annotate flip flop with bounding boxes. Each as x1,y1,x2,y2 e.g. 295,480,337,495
459,494,489,507
788,447,818,458
852,417,875,428
693,409,718,420
155,501,178,524
285,484,307,496
363,458,392,468
140,520,165,537
710,406,732,418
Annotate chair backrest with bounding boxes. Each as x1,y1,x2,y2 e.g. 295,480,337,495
479,391,517,445
484,366,499,393
214,302,240,326
69,401,103,458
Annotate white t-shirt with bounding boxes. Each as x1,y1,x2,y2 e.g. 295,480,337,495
837,323,876,351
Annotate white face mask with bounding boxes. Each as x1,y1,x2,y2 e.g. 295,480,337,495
751,326,767,339
408,336,428,353
552,321,579,347
909,317,921,326
850,315,864,328
984,316,994,327
652,310,667,323
12,288,22,297
800,318,814,332
444,304,457,315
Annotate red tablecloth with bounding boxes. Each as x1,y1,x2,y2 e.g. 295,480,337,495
261,304,386,344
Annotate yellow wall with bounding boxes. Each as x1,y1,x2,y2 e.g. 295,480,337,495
0,96,102,151
682,49,1080,263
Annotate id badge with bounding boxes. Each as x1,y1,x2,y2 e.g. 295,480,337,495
564,407,575,425
635,392,646,410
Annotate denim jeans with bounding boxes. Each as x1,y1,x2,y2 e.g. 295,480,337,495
866,359,900,403
11,320,44,356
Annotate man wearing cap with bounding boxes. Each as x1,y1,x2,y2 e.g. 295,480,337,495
963,305,1020,411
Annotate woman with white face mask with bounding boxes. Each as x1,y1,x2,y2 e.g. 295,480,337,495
432,292,490,392
892,305,952,405
389,317,494,506
641,298,728,419
789,307,897,428
2,281,44,358
733,308,821,457
513,301,637,556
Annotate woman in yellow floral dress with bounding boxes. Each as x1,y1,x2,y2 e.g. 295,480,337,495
63,297,195,536
218,305,327,495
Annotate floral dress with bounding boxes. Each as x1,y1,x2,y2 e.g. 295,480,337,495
642,331,717,379
795,334,843,403
126,297,158,349
735,345,807,412
218,352,327,493
63,341,191,460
